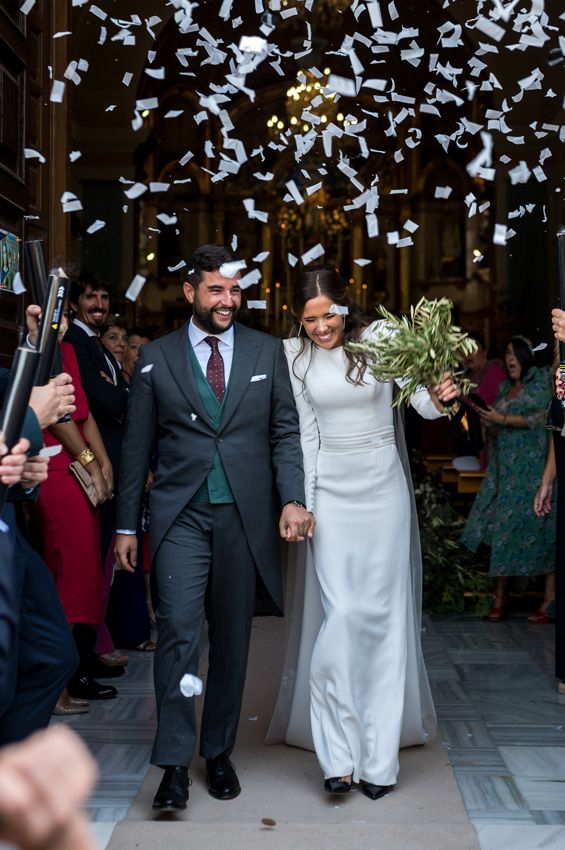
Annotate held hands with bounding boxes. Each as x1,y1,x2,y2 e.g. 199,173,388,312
29,374,76,428
87,460,112,504
551,308,565,343
115,533,138,573
279,503,316,543
428,371,461,413
0,436,30,486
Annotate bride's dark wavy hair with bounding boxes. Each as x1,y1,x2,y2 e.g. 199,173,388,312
290,266,373,386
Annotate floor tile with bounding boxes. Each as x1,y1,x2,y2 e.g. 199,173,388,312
513,778,565,811
475,824,565,849
453,773,528,812
499,746,565,781
440,720,496,749
89,822,117,849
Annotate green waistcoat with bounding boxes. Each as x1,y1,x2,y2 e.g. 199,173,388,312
188,343,235,504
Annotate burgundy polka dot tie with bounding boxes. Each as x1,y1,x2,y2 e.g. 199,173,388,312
204,336,225,402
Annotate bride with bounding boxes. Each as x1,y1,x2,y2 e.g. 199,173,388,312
266,268,459,800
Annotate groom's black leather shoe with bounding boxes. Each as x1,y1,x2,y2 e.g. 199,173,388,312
360,781,390,800
152,766,189,811
205,754,241,800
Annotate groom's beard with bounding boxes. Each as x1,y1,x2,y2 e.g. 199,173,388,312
192,299,237,334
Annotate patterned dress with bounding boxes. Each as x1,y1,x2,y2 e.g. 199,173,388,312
461,367,555,577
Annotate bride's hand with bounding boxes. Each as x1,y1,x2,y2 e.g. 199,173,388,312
279,504,316,543
428,371,460,413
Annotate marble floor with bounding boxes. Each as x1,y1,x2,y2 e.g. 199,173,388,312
13,613,561,850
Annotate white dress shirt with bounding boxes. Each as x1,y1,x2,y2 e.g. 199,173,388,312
116,318,236,537
188,317,234,384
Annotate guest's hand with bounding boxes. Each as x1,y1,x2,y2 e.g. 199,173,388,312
99,459,114,498
0,725,97,850
25,304,42,348
0,436,30,486
534,478,554,517
115,533,137,573
20,455,49,489
145,469,154,492
551,308,565,343
428,371,460,413
477,405,506,426
87,460,109,504
29,374,76,428
279,503,316,542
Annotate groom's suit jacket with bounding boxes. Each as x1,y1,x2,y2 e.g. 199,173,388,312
116,321,306,614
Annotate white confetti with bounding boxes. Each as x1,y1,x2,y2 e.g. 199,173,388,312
252,252,270,263
329,304,349,315
239,269,261,289
12,272,26,294
247,300,267,309
180,674,203,698
125,274,146,302
301,244,325,265
124,183,148,200
353,258,372,267
141,364,154,374
86,219,106,234
50,80,65,103
24,148,46,164
20,0,35,14
69,150,82,162
219,260,247,278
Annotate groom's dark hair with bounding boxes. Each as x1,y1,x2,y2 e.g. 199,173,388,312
185,244,238,288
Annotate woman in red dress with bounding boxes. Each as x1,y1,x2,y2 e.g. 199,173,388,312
34,311,114,713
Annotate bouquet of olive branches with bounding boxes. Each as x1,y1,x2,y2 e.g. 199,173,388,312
347,297,477,414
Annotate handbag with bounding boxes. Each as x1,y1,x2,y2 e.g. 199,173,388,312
69,461,99,507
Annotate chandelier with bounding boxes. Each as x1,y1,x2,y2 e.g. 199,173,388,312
266,69,357,136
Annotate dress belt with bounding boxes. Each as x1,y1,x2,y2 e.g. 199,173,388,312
320,426,396,452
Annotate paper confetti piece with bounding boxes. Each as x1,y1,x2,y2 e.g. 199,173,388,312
141,364,154,374
24,148,46,163
219,260,247,279
330,304,349,315
247,300,267,309
301,244,325,265
124,183,148,199
125,274,146,302
180,674,203,698
86,220,106,234
12,272,26,294
239,269,261,289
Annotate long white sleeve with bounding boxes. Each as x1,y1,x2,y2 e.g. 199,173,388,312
283,340,320,512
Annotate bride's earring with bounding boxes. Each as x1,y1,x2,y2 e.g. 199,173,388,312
297,323,303,337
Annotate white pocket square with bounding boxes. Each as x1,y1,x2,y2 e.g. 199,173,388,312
250,374,267,382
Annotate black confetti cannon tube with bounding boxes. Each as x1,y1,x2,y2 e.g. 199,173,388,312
0,348,41,515
35,270,69,386
24,240,49,306
556,229,565,410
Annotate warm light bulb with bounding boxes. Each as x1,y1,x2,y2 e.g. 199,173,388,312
141,109,150,118
277,121,284,130
271,114,278,122
324,67,331,75
275,282,281,288
290,116,298,125
302,124,309,132
265,288,271,294
146,252,155,261
362,284,368,290
337,113,344,121
321,115,328,123
282,304,288,311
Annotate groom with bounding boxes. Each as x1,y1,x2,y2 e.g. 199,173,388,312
115,244,314,811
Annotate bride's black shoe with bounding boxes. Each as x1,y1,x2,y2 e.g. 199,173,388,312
360,781,390,800
324,777,352,794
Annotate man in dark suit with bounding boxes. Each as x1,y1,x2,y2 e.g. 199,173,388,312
115,244,314,811
64,272,129,559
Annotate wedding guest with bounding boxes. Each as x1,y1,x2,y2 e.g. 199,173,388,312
462,336,554,622
122,327,151,384
33,307,118,709
100,319,128,366
268,267,458,800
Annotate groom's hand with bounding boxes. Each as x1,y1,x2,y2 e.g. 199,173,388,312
279,503,316,543
114,533,137,573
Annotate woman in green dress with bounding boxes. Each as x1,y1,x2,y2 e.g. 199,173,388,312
461,336,555,622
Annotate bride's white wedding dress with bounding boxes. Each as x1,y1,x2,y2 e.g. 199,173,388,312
266,323,438,787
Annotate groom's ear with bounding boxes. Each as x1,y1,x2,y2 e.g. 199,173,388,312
183,281,195,305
